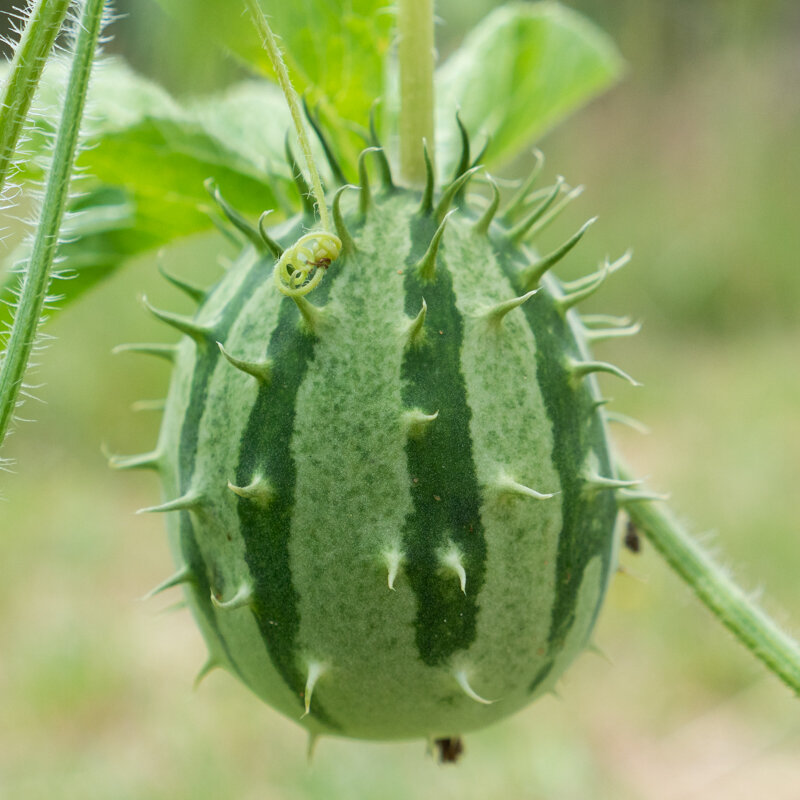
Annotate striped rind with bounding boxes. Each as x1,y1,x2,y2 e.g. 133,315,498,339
156,189,619,741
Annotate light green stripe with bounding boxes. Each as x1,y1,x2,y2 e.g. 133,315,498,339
443,220,562,708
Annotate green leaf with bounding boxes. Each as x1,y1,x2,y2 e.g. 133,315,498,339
154,0,394,135
435,1,624,171
1,62,295,328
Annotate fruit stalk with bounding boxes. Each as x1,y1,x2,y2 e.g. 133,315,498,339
619,465,800,695
397,0,435,186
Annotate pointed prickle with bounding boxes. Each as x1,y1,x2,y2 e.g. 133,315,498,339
581,313,634,329
451,110,471,181
415,211,454,284
581,320,642,343
227,474,275,507
440,548,467,594
257,211,284,259
473,175,500,235
368,100,394,189
568,358,641,388
141,296,216,347
493,473,557,501
141,565,194,601
332,184,358,254
106,449,162,472
159,600,189,616
604,411,650,435
402,408,439,439
194,657,222,690
204,178,266,252
292,294,325,336
470,132,491,169
137,490,203,514
403,298,428,350
584,472,645,492
562,250,632,293
418,139,435,215
585,641,614,665
453,669,494,705
383,548,405,590
306,731,321,764
526,184,585,240
617,488,671,503
302,95,348,186
302,661,326,718
519,217,597,291
434,165,482,223
556,260,608,314
357,146,382,215
217,342,272,383
112,342,177,362
481,288,539,328
210,582,254,611
158,260,207,304
501,148,544,221
506,176,564,244
131,398,166,413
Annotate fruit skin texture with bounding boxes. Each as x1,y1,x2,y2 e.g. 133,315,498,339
149,174,620,742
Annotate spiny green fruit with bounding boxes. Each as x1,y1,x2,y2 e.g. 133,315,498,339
116,139,645,747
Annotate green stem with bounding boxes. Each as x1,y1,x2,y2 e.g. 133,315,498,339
244,0,331,233
0,0,106,454
618,464,800,695
397,0,435,187
0,0,73,197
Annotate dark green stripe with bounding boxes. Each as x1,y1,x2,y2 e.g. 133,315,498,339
234,255,342,730
497,251,617,653
176,256,271,681
400,215,487,667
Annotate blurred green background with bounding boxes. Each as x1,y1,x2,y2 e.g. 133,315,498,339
1,1,799,797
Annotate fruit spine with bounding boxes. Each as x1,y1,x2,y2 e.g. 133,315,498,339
114,129,645,743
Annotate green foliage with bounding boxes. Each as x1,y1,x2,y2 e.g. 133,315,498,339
154,0,394,149
436,2,623,170
0,62,293,329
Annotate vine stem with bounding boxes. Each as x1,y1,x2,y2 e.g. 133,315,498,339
618,463,800,695
0,0,73,197
244,0,332,233
397,0,435,187
0,0,107,452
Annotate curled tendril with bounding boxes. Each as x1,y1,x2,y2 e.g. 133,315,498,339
273,231,342,298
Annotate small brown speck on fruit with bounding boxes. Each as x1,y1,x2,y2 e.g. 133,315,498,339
435,737,464,764
624,519,641,553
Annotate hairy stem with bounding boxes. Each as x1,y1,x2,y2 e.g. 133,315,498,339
244,0,332,232
397,0,435,186
0,0,73,196
618,464,800,695
0,0,106,454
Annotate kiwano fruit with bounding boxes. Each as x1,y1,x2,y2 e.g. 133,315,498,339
118,140,643,746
